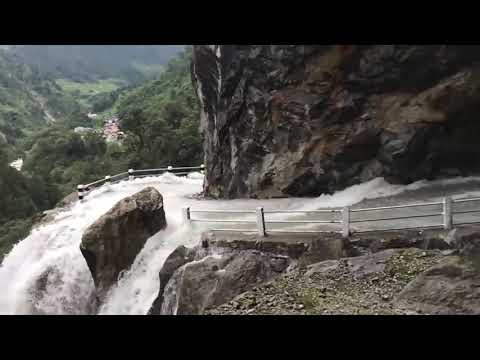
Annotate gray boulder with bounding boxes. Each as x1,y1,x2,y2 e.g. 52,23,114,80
80,187,167,302
153,248,291,315
148,245,196,315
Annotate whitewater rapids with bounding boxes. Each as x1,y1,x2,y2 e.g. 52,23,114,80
1,172,480,315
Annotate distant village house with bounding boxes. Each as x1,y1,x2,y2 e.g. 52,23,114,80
103,117,125,143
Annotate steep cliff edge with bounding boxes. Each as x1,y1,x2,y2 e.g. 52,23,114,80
192,45,480,199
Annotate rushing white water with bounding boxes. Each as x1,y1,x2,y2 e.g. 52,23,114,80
9,158,23,171
1,172,480,315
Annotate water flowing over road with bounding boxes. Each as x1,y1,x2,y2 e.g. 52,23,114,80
1,172,479,315
9,158,23,171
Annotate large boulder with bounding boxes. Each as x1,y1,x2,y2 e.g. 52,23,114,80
151,247,292,315
80,187,167,302
149,230,357,315
192,45,480,198
148,245,196,315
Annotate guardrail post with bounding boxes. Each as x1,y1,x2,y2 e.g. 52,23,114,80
443,196,452,230
342,206,350,237
200,164,205,174
128,169,134,181
256,207,266,236
77,185,84,201
105,175,111,185
167,166,173,173
182,207,191,224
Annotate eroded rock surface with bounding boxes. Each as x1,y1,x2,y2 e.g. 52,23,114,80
152,247,292,315
159,226,480,315
192,45,480,198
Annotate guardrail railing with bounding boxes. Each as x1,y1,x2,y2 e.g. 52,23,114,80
77,164,205,200
76,165,480,237
183,195,480,238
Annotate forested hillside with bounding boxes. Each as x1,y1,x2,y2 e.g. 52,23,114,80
3,45,184,109
0,46,201,257
0,136,49,256
0,50,85,159
115,47,202,168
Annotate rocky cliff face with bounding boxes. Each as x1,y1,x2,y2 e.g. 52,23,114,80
192,45,480,198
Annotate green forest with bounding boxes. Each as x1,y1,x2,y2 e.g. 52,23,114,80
0,46,201,258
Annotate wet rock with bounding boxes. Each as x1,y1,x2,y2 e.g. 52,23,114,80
148,245,196,315
193,45,480,199
80,187,166,302
159,249,292,315
26,263,97,315
206,247,445,315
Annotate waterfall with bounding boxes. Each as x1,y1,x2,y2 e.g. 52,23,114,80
2,172,480,315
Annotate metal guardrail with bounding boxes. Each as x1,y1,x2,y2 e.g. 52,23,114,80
76,165,480,237
183,196,480,238
76,164,205,200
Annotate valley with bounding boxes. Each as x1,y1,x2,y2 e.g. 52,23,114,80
0,45,198,260
1,45,480,316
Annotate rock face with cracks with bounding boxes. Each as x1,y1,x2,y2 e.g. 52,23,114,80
192,45,480,199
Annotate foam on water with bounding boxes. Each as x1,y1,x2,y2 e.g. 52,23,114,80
1,173,479,314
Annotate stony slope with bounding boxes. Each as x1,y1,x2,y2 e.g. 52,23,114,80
146,226,480,315
206,248,445,315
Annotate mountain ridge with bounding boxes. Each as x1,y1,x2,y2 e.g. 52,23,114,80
3,45,185,84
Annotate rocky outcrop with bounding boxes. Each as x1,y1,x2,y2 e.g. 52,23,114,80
393,229,480,314
157,248,292,315
207,248,445,315
80,187,166,302
394,255,480,314
149,230,358,315
200,231,353,263
148,245,196,315
153,226,480,315
192,45,480,198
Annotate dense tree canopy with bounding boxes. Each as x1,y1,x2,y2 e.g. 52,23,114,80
117,47,202,169
0,136,50,256
0,46,203,258
0,50,86,160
